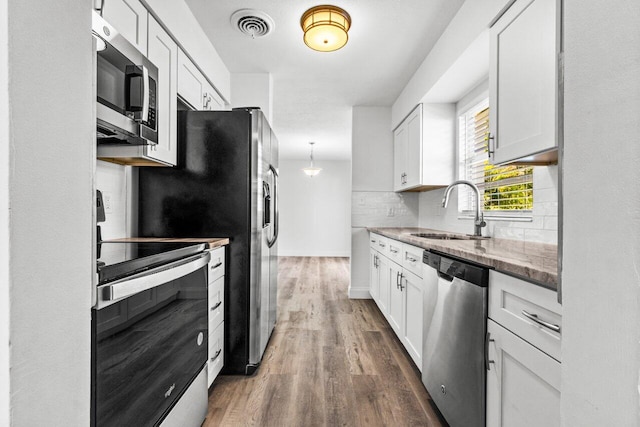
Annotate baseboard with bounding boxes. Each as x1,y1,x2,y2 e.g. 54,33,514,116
348,287,372,299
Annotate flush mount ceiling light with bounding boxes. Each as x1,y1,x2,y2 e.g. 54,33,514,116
231,9,275,39
300,5,351,52
302,142,322,177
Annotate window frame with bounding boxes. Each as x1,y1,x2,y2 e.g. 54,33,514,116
456,93,533,221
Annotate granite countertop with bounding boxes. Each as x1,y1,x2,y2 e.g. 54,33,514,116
105,237,230,249
368,227,558,290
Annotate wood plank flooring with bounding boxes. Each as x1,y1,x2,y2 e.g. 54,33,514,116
203,256,447,427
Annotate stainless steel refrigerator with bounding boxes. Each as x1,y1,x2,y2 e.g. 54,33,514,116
138,108,279,374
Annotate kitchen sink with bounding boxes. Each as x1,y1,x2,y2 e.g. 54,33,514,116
410,233,490,241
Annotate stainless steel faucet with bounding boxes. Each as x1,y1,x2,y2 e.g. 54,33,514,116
442,180,486,237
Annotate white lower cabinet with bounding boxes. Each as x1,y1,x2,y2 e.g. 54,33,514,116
369,248,380,301
207,321,224,386
369,234,424,369
207,246,225,387
401,269,423,367
487,270,562,426
377,255,391,315
486,319,561,427
388,261,404,335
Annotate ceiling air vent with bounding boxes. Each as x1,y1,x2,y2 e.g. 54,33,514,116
231,9,275,39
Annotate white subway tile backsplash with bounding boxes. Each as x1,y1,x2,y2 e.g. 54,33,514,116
493,226,526,241
524,228,558,244
418,166,558,245
351,191,419,228
544,216,558,231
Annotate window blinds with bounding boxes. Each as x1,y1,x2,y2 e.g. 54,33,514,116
458,100,533,213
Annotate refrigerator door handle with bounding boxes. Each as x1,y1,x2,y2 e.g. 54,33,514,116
267,165,278,248
263,181,271,227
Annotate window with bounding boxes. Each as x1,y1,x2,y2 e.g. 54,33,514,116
458,98,533,217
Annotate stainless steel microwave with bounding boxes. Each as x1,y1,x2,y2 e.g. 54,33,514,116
93,12,158,146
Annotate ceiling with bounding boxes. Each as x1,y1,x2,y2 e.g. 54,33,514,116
184,0,465,160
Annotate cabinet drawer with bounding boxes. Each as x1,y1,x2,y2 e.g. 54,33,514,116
402,243,423,278
208,247,225,284
208,276,224,331
375,235,390,254
207,321,224,386
489,270,561,361
387,240,403,264
370,233,379,249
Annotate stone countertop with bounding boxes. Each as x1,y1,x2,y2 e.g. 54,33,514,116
368,227,558,290
105,237,230,249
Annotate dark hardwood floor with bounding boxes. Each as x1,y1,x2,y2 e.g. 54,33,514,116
203,256,447,426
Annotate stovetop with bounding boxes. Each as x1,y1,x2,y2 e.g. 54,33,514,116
97,241,207,285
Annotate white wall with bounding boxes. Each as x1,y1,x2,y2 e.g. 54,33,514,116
392,0,510,128
231,73,273,125
562,0,640,425
0,0,9,424
7,0,93,424
278,159,351,257
350,106,419,298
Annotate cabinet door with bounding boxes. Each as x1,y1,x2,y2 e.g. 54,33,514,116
404,105,422,188
147,17,178,166
489,0,560,164
369,249,380,301
377,255,391,316
388,262,404,336
393,124,407,191
101,0,148,54
208,321,224,386
203,82,224,111
177,49,205,110
486,319,561,427
208,276,224,331
402,269,423,369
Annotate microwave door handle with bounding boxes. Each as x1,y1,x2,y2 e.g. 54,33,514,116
140,65,149,123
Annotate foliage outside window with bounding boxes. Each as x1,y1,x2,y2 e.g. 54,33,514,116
458,99,533,216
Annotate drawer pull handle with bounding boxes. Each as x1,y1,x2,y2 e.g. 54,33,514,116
210,262,222,270
210,349,222,362
379,243,386,248
406,256,417,262
210,301,222,311
522,310,561,333
390,248,399,253
371,239,375,243
485,332,495,371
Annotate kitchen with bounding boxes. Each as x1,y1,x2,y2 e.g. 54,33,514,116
1,0,639,426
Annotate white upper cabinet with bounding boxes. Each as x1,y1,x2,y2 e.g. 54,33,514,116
393,103,455,192
147,17,178,166
393,122,408,191
177,49,224,111
101,0,148,54
489,0,561,165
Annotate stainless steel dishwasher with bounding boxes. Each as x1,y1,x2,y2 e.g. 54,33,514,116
422,251,489,427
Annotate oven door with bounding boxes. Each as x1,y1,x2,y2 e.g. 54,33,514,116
91,252,209,427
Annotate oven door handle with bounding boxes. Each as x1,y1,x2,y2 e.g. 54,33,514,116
100,252,210,305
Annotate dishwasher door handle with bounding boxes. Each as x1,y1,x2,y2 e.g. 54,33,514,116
522,310,561,333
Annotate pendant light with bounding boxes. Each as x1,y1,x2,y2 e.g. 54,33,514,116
300,5,351,52
302,142,322,177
